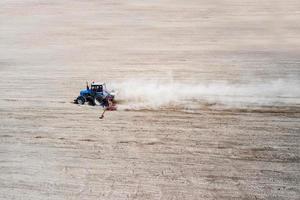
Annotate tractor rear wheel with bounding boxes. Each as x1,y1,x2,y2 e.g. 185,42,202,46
76,96,85,105
94,96,104,106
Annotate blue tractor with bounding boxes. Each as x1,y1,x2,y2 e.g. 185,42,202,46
74,82,116,107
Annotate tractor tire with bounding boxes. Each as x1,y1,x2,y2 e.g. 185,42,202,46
94,95,104,106
76,96,85,105
86,96,95,106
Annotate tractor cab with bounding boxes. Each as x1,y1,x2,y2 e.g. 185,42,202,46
90,82,107,93
91,84,103,93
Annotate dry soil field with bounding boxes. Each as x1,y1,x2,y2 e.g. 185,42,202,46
0,0,300,199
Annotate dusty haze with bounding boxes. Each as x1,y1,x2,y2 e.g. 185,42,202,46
0,0,300,199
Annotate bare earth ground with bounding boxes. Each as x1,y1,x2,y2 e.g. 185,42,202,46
0,0,300,199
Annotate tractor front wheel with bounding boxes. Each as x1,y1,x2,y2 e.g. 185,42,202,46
76,96,85,105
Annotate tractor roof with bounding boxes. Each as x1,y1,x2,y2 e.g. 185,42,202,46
91,82,105,86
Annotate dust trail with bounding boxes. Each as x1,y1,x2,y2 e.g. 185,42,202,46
110,79,300,110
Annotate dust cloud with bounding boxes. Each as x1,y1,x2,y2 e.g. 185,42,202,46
111,79,300,110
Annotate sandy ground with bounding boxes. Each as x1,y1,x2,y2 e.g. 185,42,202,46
0,0,300,199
